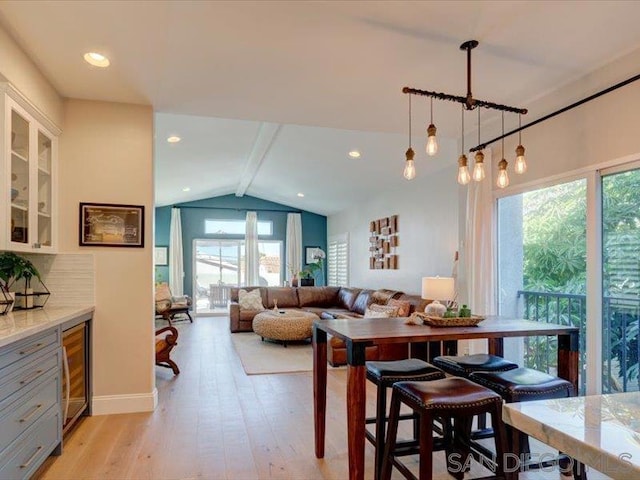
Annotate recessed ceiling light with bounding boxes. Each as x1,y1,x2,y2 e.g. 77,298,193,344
348,150,361,158
167,136,181,143
83,52,110,67
297,193,305,197
182,187,191,192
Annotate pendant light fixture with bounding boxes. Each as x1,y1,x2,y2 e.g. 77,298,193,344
496,112,509,188
514,113,527,174
426,97,438,156
402,40,528,185
457,105,470,185
472,107,485,181
403,94,416,180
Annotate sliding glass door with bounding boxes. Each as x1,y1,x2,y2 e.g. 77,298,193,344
601,167,640,392
193,238,283,315
194,239,242,315
497,179,587,392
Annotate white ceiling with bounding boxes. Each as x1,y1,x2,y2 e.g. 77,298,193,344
2,1,640,214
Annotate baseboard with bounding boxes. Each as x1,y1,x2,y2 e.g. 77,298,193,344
91,388,158,415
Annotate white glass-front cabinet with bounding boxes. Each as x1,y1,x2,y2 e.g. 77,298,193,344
2,87,59,253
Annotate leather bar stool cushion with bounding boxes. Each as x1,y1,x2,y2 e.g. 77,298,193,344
469,367,574,402
433,353,518,377
366,358,445,385
394,377,502,410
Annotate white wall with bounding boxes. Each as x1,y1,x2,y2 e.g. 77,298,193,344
59,99,155,414
489,46,640,189
0,24,156,415
0,26,63,127
328,166,459,295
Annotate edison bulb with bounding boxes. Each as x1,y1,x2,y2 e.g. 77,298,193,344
515,145,527,174
426,124,438,156
403,159,416,180
472,151,486,181
403,147,416,180
497,159,509,188
457,155,470,185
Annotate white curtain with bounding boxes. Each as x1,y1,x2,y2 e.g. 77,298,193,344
462,149,495,354
286,213,302,283
169,207,184,296
245,211,259,286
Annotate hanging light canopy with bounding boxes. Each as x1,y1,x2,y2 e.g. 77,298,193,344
402,40,528,185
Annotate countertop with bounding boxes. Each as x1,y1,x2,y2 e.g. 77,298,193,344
0,306,95,348
503,392,640,479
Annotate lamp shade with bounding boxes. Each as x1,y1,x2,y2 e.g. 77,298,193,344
421,277,455,301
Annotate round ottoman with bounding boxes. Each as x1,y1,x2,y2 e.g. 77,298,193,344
253,309,319,346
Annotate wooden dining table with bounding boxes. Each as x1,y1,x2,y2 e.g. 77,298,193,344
312,316,580,480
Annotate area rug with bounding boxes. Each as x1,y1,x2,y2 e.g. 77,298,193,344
231,332,313,375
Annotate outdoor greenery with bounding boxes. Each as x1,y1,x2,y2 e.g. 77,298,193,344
520,171,640,391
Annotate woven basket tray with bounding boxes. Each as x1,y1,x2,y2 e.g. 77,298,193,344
411,312,485,327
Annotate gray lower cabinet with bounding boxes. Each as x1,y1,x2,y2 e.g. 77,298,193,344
0,328,62,479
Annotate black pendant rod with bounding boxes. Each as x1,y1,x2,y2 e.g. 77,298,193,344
470,71,640,152
402,86,527,115
403,40,527,115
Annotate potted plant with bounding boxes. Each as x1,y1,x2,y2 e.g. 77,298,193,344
298,264,319,287
299,249,325,287
0,252,42,310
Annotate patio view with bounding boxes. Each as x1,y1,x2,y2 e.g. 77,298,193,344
193,238,282,315
498,169,640,393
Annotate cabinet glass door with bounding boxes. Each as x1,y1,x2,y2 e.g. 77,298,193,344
37,131,52,247
10,109,29,245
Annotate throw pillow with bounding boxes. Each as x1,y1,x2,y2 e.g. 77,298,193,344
387,299,411,317
365,303,400,318
238,289,265,311
364,307,392,318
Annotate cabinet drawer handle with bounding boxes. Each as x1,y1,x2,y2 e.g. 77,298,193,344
19,445,42,469
19,404,43,423
19,343,44,355
19,370,43,385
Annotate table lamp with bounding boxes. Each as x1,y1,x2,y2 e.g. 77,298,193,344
422,276,455,317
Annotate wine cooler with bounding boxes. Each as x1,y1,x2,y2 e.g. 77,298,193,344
62,322,90,434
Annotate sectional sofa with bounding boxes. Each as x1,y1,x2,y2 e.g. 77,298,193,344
229,286,429,366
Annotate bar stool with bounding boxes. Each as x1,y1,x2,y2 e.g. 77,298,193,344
381,377,510,480
433,353,518,378
366,359,445,480
433,354,518,436
469,367,579,477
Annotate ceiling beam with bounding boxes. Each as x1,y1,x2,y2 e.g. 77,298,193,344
235,122,281,197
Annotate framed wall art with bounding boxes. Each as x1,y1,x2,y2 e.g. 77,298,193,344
306,246,321,264
79,203,145,247
154,246,168,265
369,214,398,269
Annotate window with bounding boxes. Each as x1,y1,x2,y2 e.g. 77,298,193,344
204,219,272,235
497,179,587,393
328,234,348,287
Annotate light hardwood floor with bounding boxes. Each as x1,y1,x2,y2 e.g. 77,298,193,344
36,317,608,480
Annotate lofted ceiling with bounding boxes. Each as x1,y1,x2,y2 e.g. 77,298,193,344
1,1,640,214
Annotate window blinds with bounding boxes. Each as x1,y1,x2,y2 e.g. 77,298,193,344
328,235,348,287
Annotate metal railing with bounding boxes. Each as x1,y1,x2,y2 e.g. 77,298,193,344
209,284,231,309
517,290,640,394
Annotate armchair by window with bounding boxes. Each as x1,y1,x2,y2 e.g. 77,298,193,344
155,282,193,325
